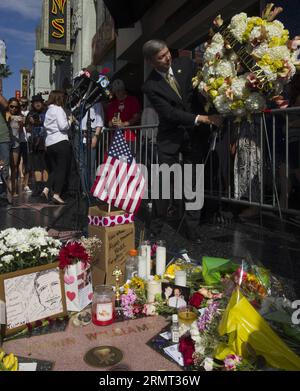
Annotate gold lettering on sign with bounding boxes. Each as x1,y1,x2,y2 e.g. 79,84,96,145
52,0,67,14
52,19,65,39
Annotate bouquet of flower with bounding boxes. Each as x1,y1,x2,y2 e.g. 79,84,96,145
0,227,61,274
58,241,90,270
193,3,299,118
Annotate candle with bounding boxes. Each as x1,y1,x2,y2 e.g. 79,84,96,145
138,255,147,280
178,306,198,326
156,240,166,276
140,241,151,279
147,280,162,303
175,270,187,287
92,285,115,326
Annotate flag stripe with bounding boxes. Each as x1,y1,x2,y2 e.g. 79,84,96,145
92,129,145,215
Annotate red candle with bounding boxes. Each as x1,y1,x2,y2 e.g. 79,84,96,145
92,285,115,326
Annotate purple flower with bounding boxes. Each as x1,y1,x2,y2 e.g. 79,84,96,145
197,301,219,332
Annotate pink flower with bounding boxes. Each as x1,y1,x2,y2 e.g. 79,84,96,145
224,355,242,371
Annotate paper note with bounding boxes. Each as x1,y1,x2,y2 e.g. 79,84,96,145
18,362,38,371
0,300,6,324
163,344,184,366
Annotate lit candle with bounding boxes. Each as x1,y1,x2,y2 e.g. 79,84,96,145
140,241,151,279
178,306,198,326
147,279,162,303
138,255,147,280
175,270,187,287
156,240,166,276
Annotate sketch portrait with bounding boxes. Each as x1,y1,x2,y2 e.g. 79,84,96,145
4,267,64,330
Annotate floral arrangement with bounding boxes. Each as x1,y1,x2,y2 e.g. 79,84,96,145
193,3,299,118
58,241,90,270
0,348,18,371
121,277,154,318
0,228,61,274
80,236,102,261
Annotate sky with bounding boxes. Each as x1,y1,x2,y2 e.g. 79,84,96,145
0,0,42,99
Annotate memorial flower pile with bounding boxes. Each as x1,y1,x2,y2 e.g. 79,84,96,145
0,227,61,274
193,3,299,118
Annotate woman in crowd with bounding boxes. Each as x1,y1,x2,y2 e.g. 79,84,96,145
42,90,71,205
6,98,24,197
25,95,48,197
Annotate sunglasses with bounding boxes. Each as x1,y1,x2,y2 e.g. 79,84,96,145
20,103,28,107
9,105,19,109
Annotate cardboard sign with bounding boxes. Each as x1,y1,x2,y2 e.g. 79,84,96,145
88,205,135,285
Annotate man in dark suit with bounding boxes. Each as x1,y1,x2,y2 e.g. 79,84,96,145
142,40,222,243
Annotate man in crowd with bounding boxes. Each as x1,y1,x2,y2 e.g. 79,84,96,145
107,79,141,146
142,40,222,243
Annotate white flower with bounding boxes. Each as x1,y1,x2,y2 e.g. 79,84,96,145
214,94,231,114
202,357,214,372
249,26,263,42
268,45,291,61
252,43,269,59
211,33,224,45
265,21,284,40
215,60,236,78
231,74,250,99
203,43,225,63
229,13,248,42
49,248,60,256
245,92,266,112
1,255,14,264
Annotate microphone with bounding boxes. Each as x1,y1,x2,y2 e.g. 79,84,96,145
82,73,111,111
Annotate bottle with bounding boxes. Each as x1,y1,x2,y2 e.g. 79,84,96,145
125,249,138,281
171,314,180,343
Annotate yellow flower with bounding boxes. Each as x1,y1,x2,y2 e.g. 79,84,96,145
164,263,183,279
154,275,161,281
209,89,218,99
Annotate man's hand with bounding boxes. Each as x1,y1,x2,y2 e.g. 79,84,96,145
112,117,123,128
196,114,223,127
208,114,223,127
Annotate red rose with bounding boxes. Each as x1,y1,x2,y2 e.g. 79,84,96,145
179,336,195,367
189,292,204,309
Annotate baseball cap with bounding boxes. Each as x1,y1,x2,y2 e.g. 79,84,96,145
111,79,125,93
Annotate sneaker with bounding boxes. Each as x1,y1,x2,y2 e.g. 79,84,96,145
23,186,32,193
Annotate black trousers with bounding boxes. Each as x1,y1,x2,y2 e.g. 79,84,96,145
150,130,202,239
46,140,71,195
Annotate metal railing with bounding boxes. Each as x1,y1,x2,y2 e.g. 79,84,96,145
95,108,300,216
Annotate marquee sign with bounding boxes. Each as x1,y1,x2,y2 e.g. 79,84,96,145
20,69,30,99
41,0,72,55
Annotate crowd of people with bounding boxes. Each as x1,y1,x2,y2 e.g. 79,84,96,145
1,41,300,231
0,77,142,207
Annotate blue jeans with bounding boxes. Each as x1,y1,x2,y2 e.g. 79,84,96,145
0,142,10,196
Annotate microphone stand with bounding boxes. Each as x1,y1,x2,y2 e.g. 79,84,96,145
86,108,93,190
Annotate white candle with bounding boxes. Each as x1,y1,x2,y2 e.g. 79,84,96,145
140,242,151,279
138,255,147,280
156,241,166,276
175,270,187,287
147,280,162,303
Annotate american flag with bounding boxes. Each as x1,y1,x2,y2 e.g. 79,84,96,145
92,129,145,214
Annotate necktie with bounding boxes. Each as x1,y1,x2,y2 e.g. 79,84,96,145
166,73,182,99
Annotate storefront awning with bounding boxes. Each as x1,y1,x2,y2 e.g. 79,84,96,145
103,0,155,28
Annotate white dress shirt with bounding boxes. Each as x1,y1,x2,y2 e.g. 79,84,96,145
44,104,70,147
81,102,104,130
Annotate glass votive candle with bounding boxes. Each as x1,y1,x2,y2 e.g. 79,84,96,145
92,285,115,326
178,306,198,326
